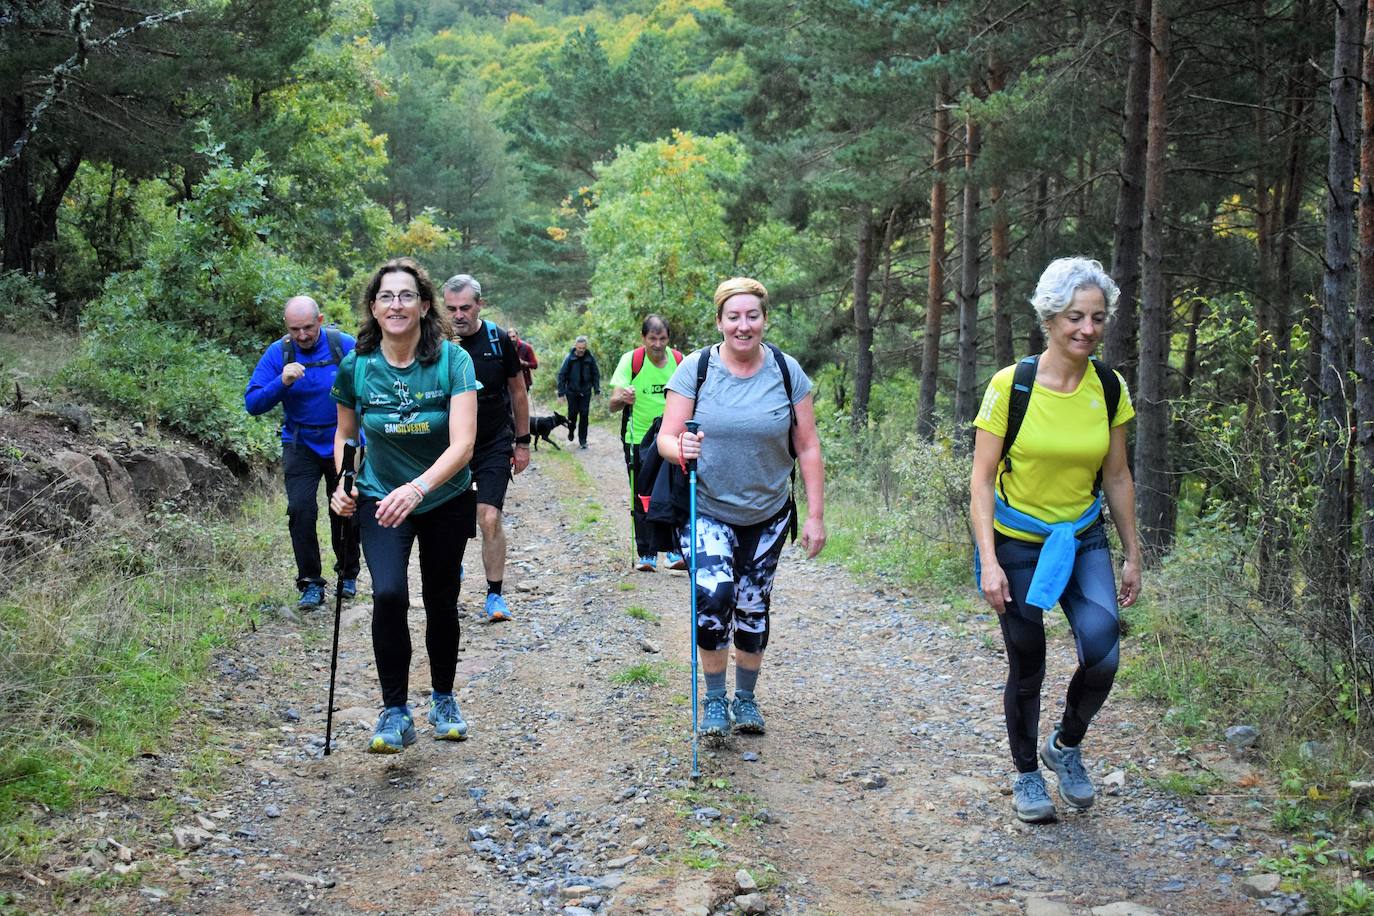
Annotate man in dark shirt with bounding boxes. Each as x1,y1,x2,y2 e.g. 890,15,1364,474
556,335,600,449
442,275,531,622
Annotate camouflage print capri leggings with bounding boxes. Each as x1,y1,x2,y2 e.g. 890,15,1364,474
679,504,792,653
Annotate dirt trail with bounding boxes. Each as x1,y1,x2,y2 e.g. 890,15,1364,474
11,419,1287,915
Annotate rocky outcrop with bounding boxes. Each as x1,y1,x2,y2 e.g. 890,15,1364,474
0,408,259,558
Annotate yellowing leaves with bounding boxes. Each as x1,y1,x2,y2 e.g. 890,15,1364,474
547,226,569,241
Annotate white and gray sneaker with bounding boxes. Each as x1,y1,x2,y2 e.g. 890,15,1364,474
1040,726,1095,809
1012,771,1057,823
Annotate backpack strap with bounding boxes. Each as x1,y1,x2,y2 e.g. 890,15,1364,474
692,345,712,417
483,320,502,357
325,327,343,365
630,346,646,378
280,335,294,365
765,342,800,541
1090,356,1119,494
1000,355,1039,474
353,350,370,422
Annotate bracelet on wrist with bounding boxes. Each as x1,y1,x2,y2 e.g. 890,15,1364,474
515,434,532,446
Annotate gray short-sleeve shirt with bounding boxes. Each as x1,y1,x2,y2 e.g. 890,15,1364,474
667,344,812,526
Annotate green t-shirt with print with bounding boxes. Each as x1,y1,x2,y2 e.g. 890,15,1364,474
609,348,683,445
332,341,480,512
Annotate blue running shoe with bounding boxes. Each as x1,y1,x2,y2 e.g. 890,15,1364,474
298,583,325,610
484,592,511,622
1040,726,1095,809
634,555,657,572
1012,771,1057,823
368,706,416,754
665,551,687,570
340,579,357,599
699,693,729,738
428,692,468,740
730,691,766,734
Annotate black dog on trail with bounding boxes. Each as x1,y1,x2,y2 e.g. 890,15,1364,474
530,412,572,450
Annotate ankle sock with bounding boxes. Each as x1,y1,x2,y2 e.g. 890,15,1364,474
487,580,503,596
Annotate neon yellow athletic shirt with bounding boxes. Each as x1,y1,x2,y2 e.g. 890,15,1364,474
973,363,1135,542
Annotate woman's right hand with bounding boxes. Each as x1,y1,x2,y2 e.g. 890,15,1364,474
678,429,704,462
980,558,1012,615
330,482,357,517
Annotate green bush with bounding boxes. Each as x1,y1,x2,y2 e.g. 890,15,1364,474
0,270,56,332
65,291,279,463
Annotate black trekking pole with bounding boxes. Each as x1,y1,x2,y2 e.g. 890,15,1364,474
684,419,702,780
324,438,358,758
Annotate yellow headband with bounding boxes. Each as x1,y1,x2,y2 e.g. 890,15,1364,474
713,277,769,310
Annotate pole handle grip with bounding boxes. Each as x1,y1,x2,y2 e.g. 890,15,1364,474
683,420,699,472
341,438,358,492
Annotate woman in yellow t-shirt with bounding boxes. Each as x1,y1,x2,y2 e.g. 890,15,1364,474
969,257,1142,824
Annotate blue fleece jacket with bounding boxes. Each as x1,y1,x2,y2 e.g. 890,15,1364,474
244,331,355,459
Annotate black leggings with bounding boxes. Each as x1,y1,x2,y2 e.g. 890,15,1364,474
283,439,360,588
358,491,474,709
995,523,1120,773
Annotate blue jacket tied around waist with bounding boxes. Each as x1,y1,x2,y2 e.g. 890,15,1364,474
975,494,1103,610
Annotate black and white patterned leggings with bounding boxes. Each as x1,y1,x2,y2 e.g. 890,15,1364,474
679,505,792,653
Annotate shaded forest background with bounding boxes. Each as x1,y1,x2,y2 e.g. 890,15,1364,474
4,0,1374,806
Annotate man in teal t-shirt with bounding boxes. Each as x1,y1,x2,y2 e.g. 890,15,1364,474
608,315,685,571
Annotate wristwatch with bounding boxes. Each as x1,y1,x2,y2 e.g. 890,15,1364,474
515,434,532,446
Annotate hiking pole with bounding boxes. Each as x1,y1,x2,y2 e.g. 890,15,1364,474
685,419,702,781
324,437,358,758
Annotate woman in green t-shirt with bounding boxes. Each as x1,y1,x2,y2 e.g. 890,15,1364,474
330,257,480,754
969,257,1142,824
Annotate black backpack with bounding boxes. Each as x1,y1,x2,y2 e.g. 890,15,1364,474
634,343,798,549
997,354,1121,499
282,327,345,369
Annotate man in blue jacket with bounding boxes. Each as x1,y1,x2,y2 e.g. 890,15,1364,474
245,296,361,610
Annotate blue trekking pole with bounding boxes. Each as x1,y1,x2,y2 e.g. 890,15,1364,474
685,419,702,780
324,438,358,757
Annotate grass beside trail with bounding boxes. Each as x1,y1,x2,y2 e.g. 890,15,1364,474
0,491,293,865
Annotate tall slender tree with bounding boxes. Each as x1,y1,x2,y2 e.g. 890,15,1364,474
1136,0,1174,559
1105,0,1152,377
1358,0,1374,621
919,71,951,440
1312,0,1362,614
953,79,983,427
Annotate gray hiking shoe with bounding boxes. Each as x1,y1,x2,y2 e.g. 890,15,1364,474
699,693,729,737
1011,771,1057,823
1040,726,1095,809
730,691,765,734
428,691,468,741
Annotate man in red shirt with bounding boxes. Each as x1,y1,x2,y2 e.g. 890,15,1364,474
508,327,538,391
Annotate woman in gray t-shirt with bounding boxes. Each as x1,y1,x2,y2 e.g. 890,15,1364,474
657,277,827,739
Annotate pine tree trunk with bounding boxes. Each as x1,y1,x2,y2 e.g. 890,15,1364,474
1135,0,1175,561
1354,0,1374,622
918,75,950,441
1312,0,1361,616
953,92,982,428
1,95,37,273
851,214,875,433
1105,0,1151,377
